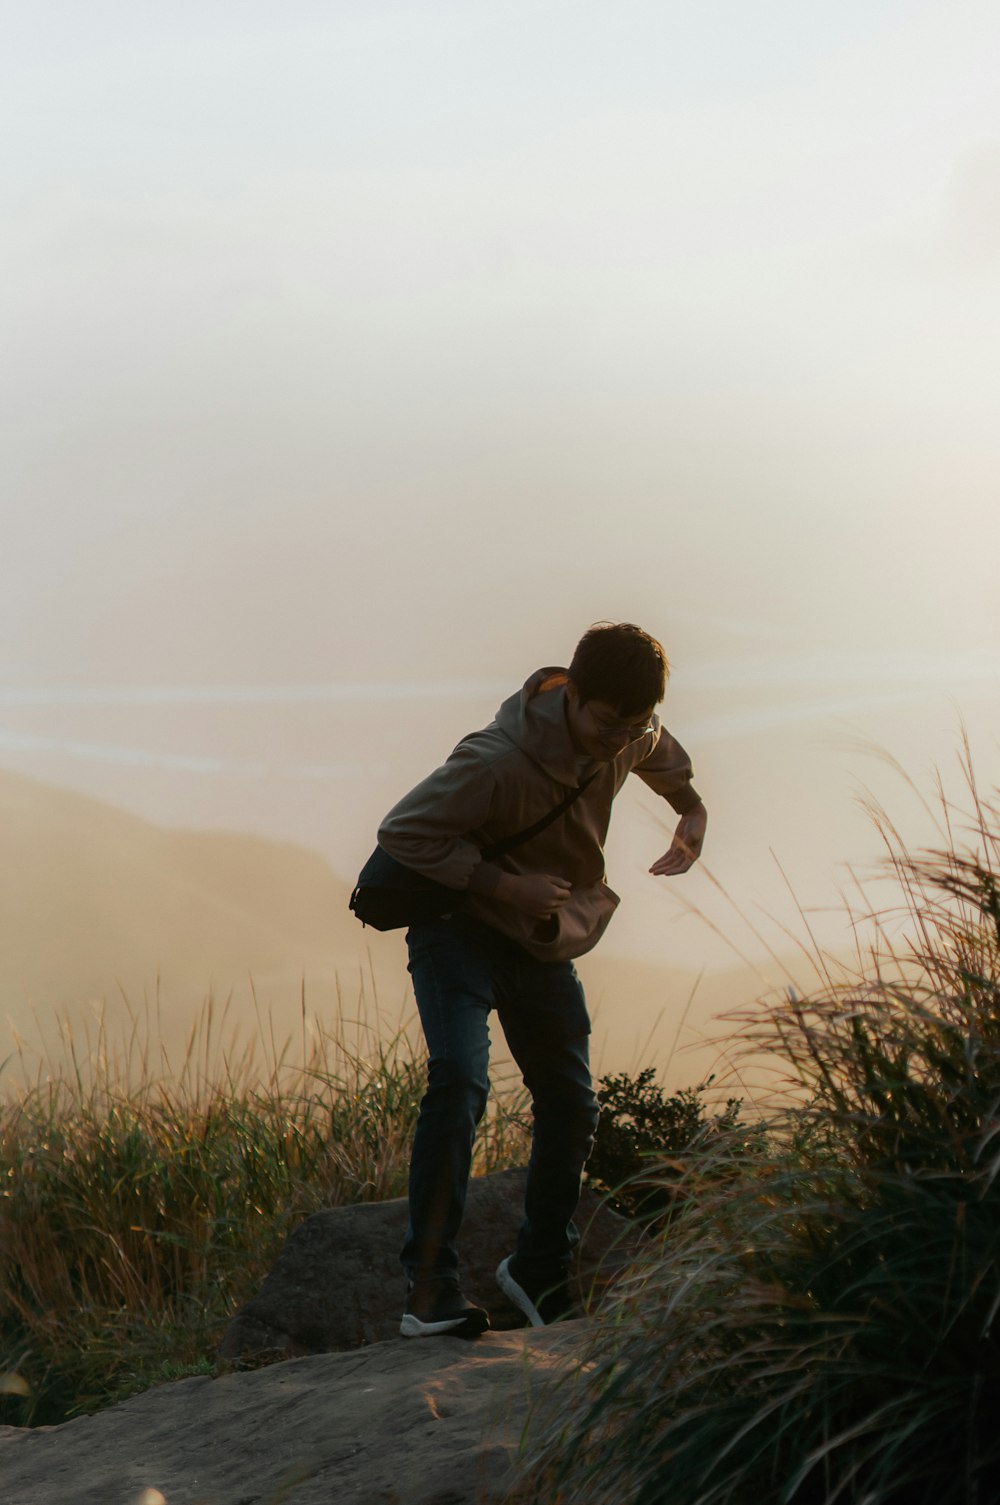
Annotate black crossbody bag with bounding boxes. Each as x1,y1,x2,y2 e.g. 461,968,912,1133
349,774,596,932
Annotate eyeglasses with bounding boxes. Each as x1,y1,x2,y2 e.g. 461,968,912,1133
588,710,655,742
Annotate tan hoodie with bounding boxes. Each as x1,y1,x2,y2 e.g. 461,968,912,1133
377,667,701,963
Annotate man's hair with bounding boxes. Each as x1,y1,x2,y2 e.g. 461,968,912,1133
567,622,669,715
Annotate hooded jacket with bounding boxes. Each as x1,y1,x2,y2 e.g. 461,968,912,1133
377,667,701,963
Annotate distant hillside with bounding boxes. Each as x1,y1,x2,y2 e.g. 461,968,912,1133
0,769,773,1088
0,768,405,1066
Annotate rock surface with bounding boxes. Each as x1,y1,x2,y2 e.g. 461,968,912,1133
219,1167,640,1360
0,1325,586,1505
0,1174,637,1504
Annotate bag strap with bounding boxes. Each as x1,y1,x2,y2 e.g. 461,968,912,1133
480,774,597,863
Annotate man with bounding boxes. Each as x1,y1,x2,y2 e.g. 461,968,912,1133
377,622,706,1338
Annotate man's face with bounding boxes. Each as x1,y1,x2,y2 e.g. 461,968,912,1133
564,684,656,762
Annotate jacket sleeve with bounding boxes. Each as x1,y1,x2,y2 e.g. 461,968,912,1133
377,743,497,890
632,722,703,814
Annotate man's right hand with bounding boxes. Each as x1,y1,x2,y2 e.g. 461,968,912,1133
494,871,573,919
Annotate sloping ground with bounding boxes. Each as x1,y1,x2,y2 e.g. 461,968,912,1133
0,767,412,1074
1,766,768,1086
0,1326,581,1505
0,766,377,1008
0,764,789,1095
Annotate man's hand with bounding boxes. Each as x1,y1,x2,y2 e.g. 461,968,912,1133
649,803,707,878
495,871,573,918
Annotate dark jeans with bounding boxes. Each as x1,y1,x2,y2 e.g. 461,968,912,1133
401,912,600,1285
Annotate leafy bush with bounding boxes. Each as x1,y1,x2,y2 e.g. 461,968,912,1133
588,1068,747,1221
519,766,1000,1505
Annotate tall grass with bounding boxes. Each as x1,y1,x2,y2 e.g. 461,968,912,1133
0,991,530,1425
519,756,1000,1505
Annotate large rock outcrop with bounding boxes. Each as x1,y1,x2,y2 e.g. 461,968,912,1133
219,1167,639,1361
0,1325,588,1505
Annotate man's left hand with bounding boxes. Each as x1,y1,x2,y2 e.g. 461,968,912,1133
649,803,707,877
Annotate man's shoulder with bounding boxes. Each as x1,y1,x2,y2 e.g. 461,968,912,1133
453,723,525,773
454,726,573,805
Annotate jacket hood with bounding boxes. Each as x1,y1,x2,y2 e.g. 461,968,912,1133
493,666,589,787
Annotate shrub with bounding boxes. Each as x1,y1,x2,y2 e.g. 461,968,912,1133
588,1068,747,1222
519,765,1000,1505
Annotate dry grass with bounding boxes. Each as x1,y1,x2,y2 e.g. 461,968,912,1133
518,748,1000,1505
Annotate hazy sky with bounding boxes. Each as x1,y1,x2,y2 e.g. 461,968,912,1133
3,2,999,971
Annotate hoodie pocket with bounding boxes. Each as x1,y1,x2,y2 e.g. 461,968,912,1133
529,880,621,962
